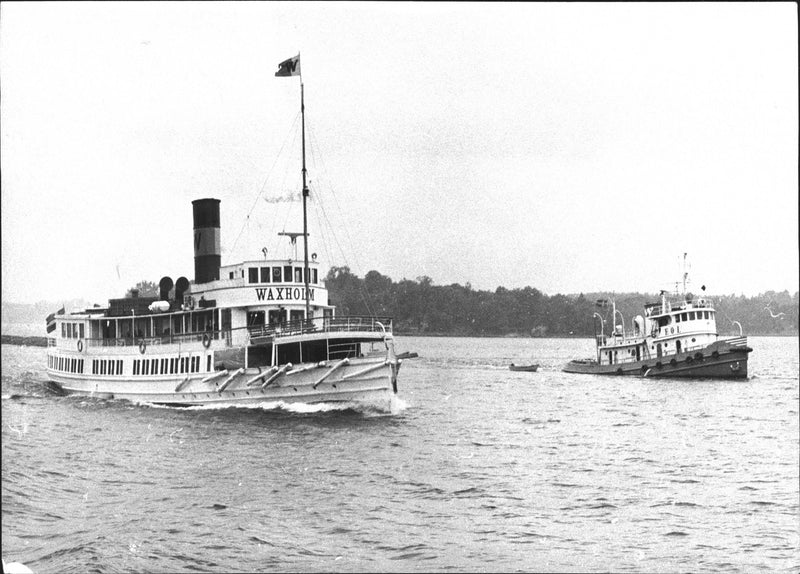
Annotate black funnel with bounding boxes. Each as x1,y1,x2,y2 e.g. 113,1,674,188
159,276,174,301
175,276,190,304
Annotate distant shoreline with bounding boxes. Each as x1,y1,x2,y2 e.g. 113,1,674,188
1,335,48,347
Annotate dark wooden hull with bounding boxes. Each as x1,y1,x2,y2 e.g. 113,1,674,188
509,364,539,372
563,339,752,379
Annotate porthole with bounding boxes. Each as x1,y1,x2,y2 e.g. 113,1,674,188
691,338,696,343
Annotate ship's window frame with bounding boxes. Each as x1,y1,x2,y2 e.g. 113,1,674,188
248,267,259,284
294,267,303,283
689,311,695,320
151,358,158,374
261,267,270,283
80,324,85,339
229,271,235,279
681,313,687,321
312,268,318,284
675,314,682,323
284,265,292,283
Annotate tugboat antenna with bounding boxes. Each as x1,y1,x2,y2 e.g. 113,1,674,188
682,252,689,298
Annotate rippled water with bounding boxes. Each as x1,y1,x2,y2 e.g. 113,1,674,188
2,336,798,573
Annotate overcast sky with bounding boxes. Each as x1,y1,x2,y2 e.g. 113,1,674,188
2,2,797,305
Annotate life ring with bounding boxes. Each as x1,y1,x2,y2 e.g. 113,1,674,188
670,358,677,367
640,364,649,374
138,339,146,354
616,367,623,375
694,352,704,361
685,356,693,364
202,333,211,349
77,339,84,352
655,361,663,369
712,350,720,359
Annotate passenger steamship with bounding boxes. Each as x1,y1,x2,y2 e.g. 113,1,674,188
44,56,412,407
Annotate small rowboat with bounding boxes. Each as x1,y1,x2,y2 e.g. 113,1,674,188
509,363,539,372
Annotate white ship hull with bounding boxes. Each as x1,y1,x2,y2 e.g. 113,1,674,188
48,354,399,408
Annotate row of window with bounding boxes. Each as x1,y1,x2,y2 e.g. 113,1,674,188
49,356,84,373
676,310,713,323
49,355,211,376
93,359,123,375
238,265,319,285
658,310,715,327
62,322,85,339
132,356,207,376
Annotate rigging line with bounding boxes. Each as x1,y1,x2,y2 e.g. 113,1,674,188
307,121,376,316
306,124,350,265
230,110,302,254
309,184,347,291
272,131,303,254
310,189,337,269
306,120,365,271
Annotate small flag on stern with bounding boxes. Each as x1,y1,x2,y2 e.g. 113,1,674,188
275,54,301,77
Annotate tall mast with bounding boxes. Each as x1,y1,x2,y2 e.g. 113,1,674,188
301,81,311,321
682,252,688,298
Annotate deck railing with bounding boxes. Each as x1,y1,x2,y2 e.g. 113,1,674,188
248,315,393,341
599,339,729,365
53,315,392,350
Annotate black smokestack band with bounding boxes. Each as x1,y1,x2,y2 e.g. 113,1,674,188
192,198,221,284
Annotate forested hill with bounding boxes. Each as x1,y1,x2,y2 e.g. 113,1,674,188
324,267,799,337
3,269,797,337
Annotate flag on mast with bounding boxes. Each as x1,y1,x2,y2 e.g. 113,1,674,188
275,54,301,77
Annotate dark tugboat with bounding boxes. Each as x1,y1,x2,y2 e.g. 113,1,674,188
564,257,752,379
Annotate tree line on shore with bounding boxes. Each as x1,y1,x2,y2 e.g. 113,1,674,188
4,270,796,338
324,267,799,337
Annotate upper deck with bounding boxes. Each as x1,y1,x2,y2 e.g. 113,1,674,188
643,296,714,318
189,258,330,310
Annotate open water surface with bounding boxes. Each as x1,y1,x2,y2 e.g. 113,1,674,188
2,335,798,573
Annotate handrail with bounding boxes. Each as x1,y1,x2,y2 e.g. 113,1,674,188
644,298,714,317
601,341,715,365
247,315,393,340
52,314,393,349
